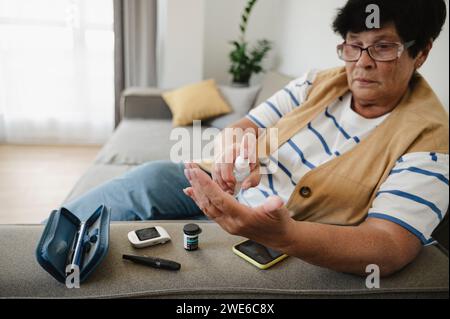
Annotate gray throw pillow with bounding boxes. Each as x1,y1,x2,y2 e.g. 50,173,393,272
253,71,294,106
206,85,261,129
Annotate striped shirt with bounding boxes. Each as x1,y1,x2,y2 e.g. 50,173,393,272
239,70,449,245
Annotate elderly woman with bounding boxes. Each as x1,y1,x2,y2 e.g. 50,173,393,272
184,0,448,276
65,0,448,276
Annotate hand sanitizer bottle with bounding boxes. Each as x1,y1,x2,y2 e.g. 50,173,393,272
233,155,251,197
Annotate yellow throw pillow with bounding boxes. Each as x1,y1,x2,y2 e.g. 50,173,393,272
162,79,232,127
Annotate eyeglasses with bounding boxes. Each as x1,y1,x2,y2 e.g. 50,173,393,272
337,40,416,62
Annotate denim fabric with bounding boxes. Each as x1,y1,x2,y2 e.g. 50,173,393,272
63,161,207,221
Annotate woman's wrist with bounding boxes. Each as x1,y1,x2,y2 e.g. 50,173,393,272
279,218,299,254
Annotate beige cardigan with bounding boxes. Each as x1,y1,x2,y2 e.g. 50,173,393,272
204,67,449,226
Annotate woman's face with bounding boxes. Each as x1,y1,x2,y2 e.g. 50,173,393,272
345,23,428,113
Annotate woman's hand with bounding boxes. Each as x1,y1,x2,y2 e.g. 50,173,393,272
212,132,261,195
184,163,294,251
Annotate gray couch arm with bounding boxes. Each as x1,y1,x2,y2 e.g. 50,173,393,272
120,87,172,120
1,222,448,298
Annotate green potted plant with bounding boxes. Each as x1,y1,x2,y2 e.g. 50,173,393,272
229,0,272,87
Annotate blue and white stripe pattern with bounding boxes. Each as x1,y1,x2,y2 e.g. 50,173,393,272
239,70,449,246
368,152,449,245
246,70,317,128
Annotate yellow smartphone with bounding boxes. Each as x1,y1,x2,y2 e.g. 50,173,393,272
232,239,288,270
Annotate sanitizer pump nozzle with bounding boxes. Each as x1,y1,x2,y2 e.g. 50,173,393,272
233,155,251,197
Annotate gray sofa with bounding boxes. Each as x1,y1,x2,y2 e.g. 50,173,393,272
64,72,295,202
0,72,448,298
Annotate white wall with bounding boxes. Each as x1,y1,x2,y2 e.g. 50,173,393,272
157,0,205,89
161,0,449,110
203,0,281,85
276,0,346,77
421,10,449,111
276,0,449,111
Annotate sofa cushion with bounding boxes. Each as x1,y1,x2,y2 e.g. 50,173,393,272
254,71,295,107
0,222,448,298
94,119,219,166
121,87,173,120
206,85,261,129
63,164,134,203
162,79,232,127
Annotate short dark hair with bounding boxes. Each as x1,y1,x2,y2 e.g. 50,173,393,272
332,0,447,57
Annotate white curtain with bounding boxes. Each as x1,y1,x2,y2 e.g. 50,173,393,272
0,0,114,144
123,0,157,88
113,0,157,126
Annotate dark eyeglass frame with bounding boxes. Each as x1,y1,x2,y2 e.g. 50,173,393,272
337,40,416,62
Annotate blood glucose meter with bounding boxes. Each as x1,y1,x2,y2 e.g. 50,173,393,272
128,226,171,248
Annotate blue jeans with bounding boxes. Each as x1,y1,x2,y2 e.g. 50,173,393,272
63,161,207,221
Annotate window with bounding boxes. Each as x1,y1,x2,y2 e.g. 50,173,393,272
0,0,114,144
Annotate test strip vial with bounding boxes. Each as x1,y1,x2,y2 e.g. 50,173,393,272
183,224,202,251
